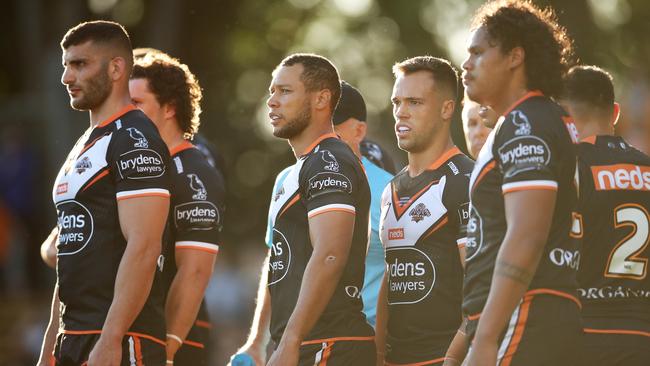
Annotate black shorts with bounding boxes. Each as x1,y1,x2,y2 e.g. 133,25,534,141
297,338,376,366
581,330,650,366
174,320,211,366
54,332,166,366
467,293,583,366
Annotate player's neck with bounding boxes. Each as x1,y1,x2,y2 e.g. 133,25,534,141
407,135,454,177
160,119,186,151
579,120,614,140
289,118,335,158
491,82,529,117
89,92,132,128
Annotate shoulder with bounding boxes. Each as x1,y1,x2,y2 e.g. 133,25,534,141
302,137,361,174
500,96,565,136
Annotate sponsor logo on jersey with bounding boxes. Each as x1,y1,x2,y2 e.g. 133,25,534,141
274,186,285,202
549,248,580,270
409,203,431,223
465,206,484,261
578,286,650,300
187,173,207,200
511,110,532,136
174,201,219,231
117,149,165,179
126,127,149,148
591,164,650,191
458,202,470,226
388,228,404,240
448,161,459,175
268,228,291,285
55,200,94,256
386,247,436,304
306,172,352,200
75,156,92,174
498,136,551,177
56,183,68,195
345,286,362,299
321,150,340,172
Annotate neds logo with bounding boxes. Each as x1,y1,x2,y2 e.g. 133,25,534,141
592,164,650,191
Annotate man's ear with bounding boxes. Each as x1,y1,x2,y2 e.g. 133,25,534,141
509,46,525,70
163,102,176,121
355,121,367,143
314,89,332,111
441,99,455,120
109,56,127,82
612,102,621,126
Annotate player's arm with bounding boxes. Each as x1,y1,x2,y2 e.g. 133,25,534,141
40,226,59,269
444,317,469,366
230,252,272,366
37,283,60,366
88,195,169,364
374,272,389,366
165,248,217,360
267,210,355,366
465,189,556,365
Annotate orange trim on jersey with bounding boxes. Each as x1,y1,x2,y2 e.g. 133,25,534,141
82,169,110,192
116,192,171,201
79,132,110,156
308,207,356,218
427,147,462,171
524,288,582,309
176,245,219,254
467,312,481,321
97,104,137,128
195,319,212,329
392,180,436,219
133,335,144,366
61,330,166,346
472,160,496,192
318,341,333,366
385,356,446,366
423,216,449,239
170,140,195,156
502,185,558,194
301,132,339,156
584,328,650,338
279,193,301,217
301,335,374,346
581,135,597,144
502,90,544,117
49,355,55,366
604,203,649,280
500,295,533,366
183,339,205,348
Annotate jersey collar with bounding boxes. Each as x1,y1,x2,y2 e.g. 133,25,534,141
502,90,544,117
427,146,462,171
169,140,195,156
300,132,338,157
97,104,137,128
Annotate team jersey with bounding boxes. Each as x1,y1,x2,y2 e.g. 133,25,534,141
162,141,225,348
463,92,581,318
380,147,472,363
266,133,374,344
52,105,170,340
575,135,650,333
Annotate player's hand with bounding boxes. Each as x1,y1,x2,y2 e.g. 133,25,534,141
228,341,266,366
462,339,496,366
229,352,258,366
87,336,122,366
266,339,299,366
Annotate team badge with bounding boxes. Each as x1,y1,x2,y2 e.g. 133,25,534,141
511,110,532,136
187,173,207,200
321,150,340,172
126,127,149,148
409,203,431,223
75,157,92,174
274,186,285,202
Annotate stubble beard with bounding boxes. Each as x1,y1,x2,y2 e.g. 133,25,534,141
273,99,311,140
71,61,112,111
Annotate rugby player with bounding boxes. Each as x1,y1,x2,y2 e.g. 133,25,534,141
460,1,582,365
375,56,472,366
236,53,375,366
39,21,171,365
561,65,650,365
130,50,225,365
461,99,493,159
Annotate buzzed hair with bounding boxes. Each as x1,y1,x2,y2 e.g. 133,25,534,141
393,56,459,101
276,53,341,112
563,65,615,113
61,20,133,70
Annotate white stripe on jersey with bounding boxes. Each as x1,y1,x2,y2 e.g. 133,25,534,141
175,241,219,253
502,180,558,193
457,237,467,247
116,188,170,199
497,299,522,362
308,203,356,218
128,336,136,366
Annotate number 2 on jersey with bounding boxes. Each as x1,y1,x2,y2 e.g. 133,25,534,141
605,204,649,279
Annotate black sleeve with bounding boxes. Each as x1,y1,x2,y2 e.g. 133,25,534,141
443,171,471,247
109,123,170,200
300,149,360,218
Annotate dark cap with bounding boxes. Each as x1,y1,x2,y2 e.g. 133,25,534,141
333,81,367,125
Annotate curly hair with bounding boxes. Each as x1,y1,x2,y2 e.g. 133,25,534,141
471,0,575,98
131,51,202,139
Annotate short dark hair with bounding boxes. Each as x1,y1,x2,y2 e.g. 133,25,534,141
392,56,459,101
471,0,574,97
132,51,203,139
563,65,615,112
277,53,341,112
61,21,133,69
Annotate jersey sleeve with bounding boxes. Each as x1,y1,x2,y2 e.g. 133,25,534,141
443,172,471,248
172,167,224,254
299,149,360,218
378,181,392,249
109,124,170,200
496,109,561,194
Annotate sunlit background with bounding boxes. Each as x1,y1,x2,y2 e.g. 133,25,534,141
1,0,650,364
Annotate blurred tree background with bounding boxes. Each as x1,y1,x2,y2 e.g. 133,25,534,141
1,0,649,364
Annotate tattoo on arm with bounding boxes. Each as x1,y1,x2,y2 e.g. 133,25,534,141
494,259,533,286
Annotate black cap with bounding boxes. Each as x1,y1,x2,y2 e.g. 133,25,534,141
333,81,367,125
